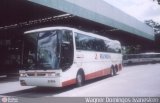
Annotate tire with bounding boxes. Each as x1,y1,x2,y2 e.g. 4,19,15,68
110,66,116,76
76,72,84,87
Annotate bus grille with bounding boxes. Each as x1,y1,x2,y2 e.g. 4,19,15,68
37,73,46,76
27,73,35,76
27,73,46,76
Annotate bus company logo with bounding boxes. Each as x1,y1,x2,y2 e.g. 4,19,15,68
1,97,18,103
100,54,111,59
1,97,7,103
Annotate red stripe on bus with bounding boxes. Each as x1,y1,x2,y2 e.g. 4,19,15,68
85,68,111,80
62,68,112,87
62,79,76,87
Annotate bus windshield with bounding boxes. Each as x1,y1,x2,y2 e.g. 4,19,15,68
23,30,60,70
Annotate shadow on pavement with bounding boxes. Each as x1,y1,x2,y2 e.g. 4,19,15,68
0,76,19,83
1,75,117,98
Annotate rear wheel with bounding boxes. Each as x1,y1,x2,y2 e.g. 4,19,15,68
110,66,116,76
76,72,84,87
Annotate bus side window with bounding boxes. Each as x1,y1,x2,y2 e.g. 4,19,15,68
60,30,74,71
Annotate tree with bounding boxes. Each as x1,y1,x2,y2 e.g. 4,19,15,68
145,20,160,52
153,0,160,5
145,20,160,34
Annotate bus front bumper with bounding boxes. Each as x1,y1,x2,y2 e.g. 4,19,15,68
19,77,62,87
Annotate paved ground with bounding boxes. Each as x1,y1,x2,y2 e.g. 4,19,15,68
0,63,160,98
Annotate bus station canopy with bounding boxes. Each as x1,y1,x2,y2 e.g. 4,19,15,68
28,0,154,41
0,0,155,46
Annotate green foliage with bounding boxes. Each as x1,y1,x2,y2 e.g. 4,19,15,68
145,20,160,34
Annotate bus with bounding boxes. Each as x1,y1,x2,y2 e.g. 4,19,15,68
123,52,160,65
19,27,122,87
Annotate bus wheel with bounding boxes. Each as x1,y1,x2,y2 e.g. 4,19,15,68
76,72,84,87
110,66,116,76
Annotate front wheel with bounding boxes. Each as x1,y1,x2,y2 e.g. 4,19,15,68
76,72,84,87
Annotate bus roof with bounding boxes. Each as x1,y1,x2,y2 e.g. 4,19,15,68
24,26,76,34
140,52,160,55
24,26,120,44
124,52,160,56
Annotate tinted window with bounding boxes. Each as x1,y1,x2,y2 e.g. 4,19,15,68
75,33,121,53
23,30,60,70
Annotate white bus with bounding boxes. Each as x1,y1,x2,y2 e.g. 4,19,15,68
123,52,160,65
19,27,122,87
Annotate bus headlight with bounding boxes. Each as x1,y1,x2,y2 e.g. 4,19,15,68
20,73,27,77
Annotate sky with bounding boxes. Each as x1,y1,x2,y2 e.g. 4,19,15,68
104,0,160,23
